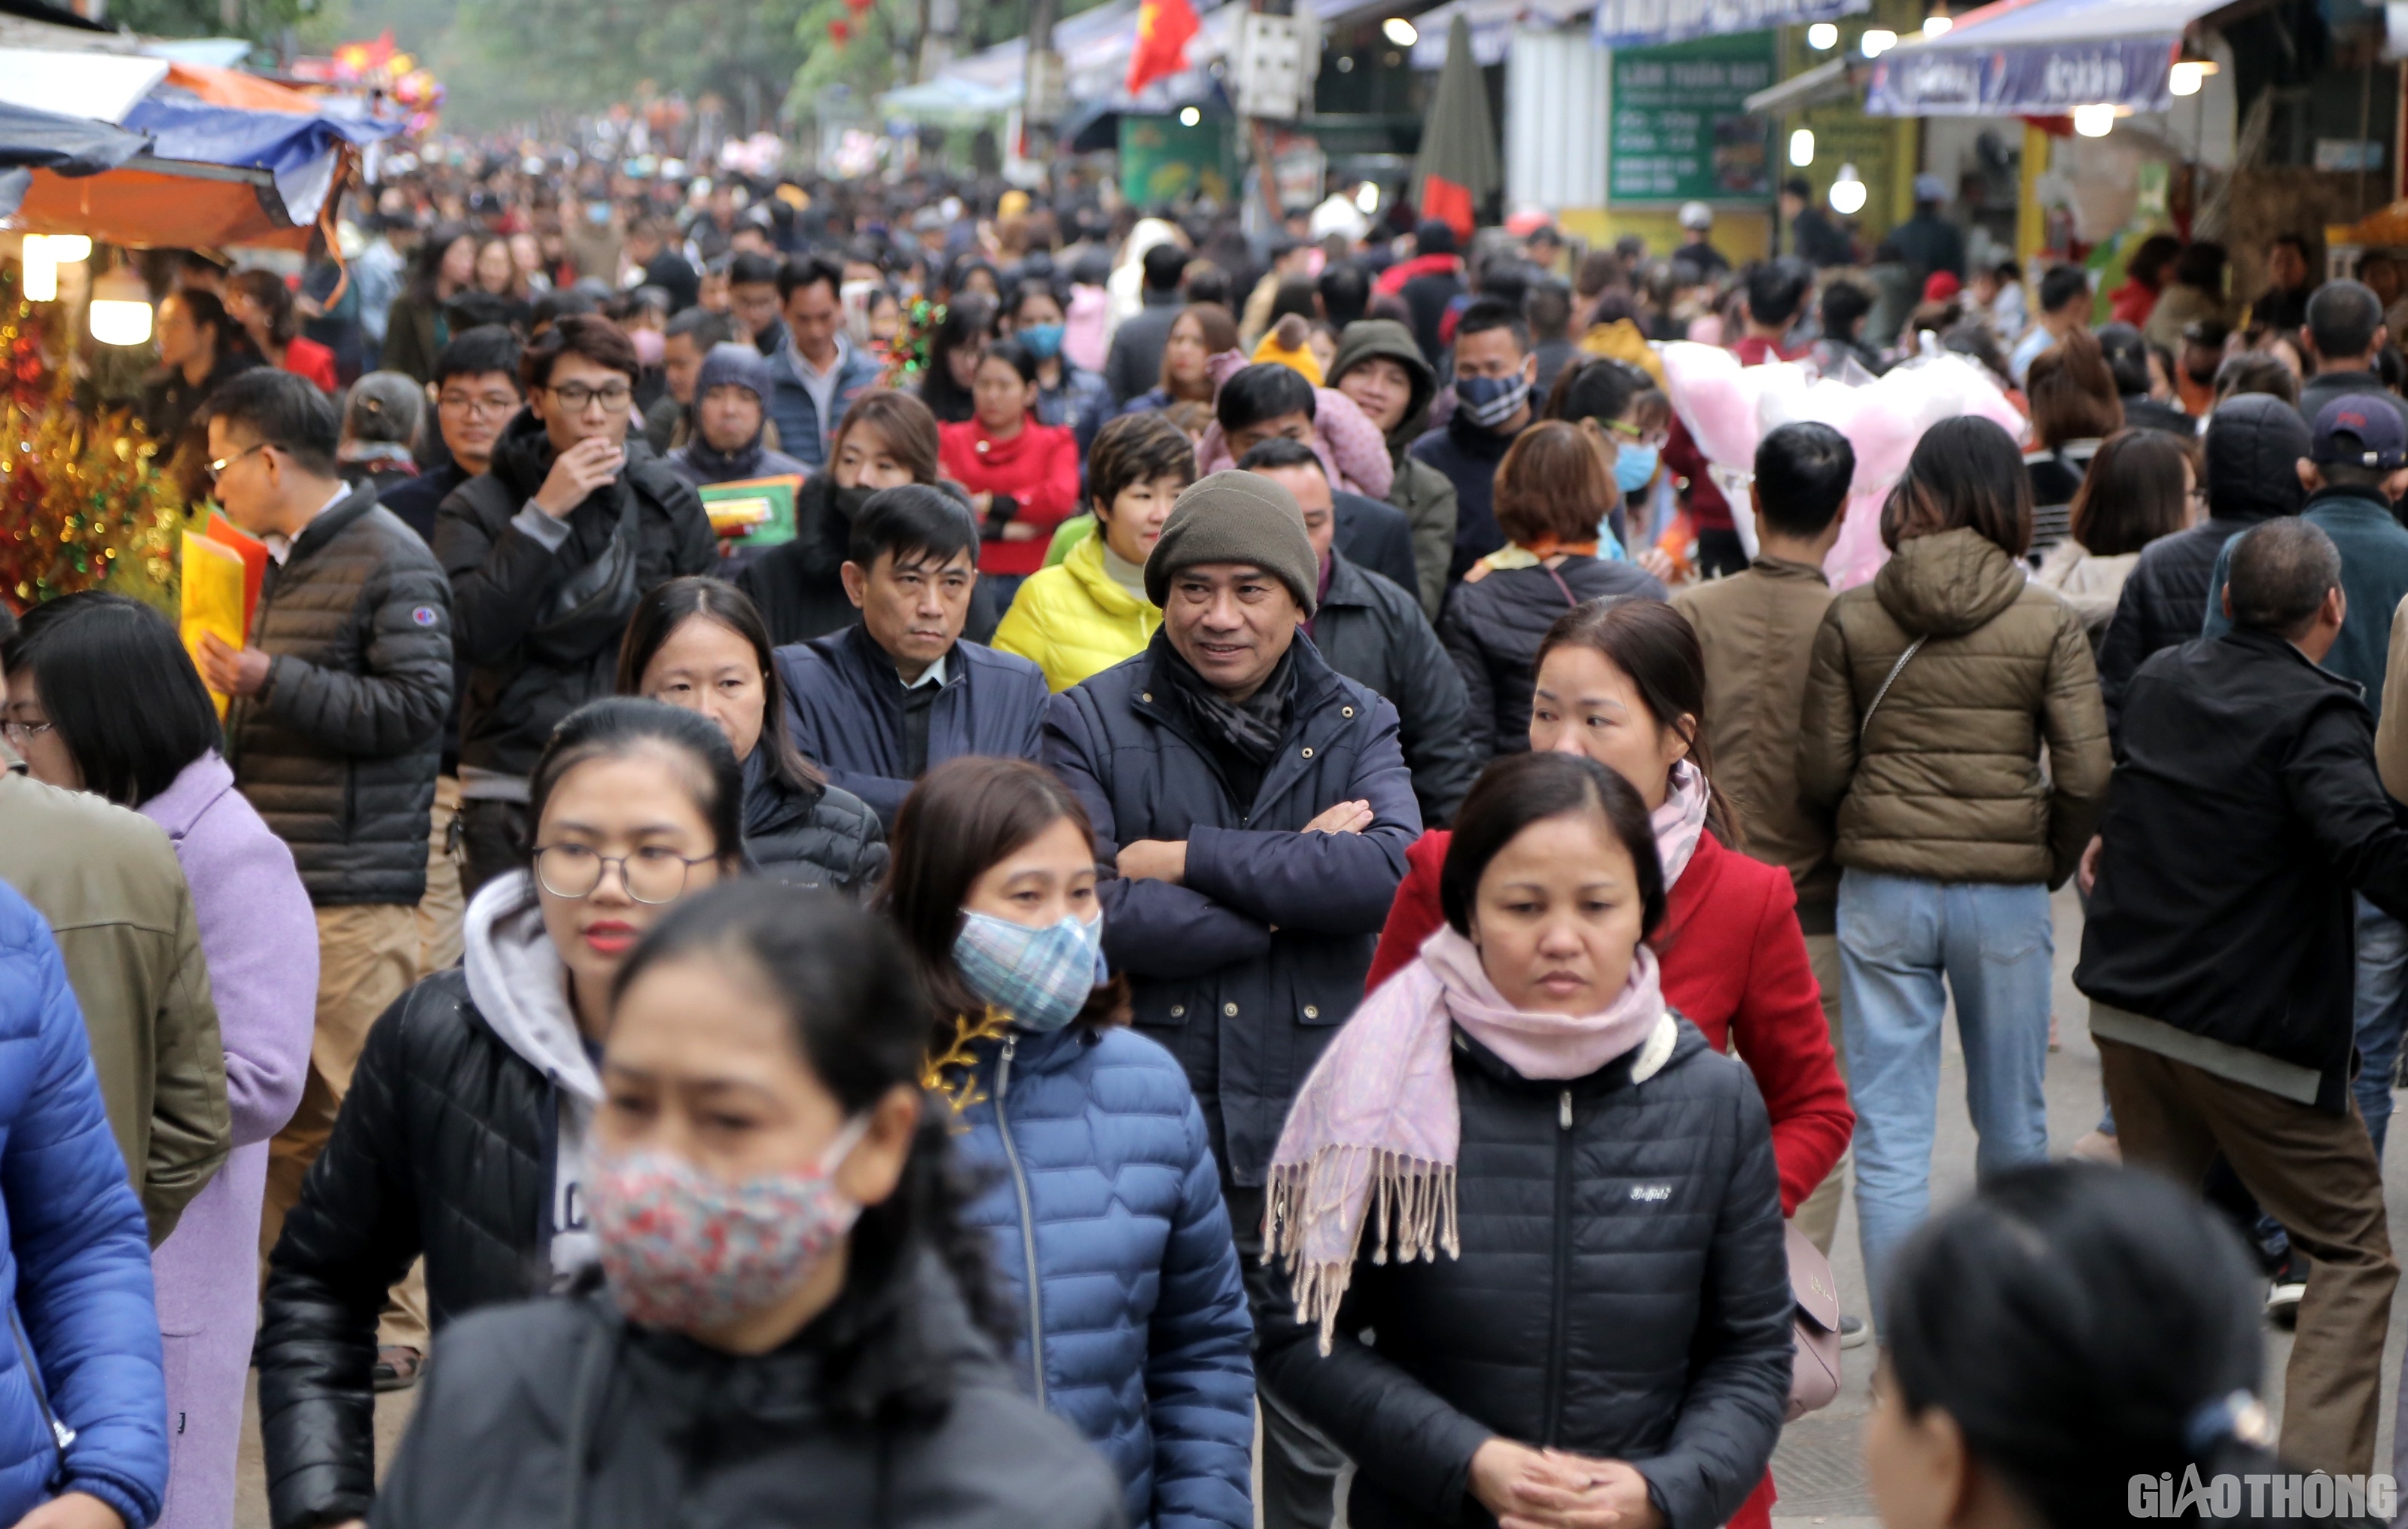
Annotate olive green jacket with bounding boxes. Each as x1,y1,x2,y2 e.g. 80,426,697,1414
1798,528,2111,889
0,763,230,1244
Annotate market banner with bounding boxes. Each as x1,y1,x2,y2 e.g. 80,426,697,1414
1593,0,1866,51
1864,35,2176,116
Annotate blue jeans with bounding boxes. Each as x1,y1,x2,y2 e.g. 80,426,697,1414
2352,894,2408,1160
1840,870,2055,1309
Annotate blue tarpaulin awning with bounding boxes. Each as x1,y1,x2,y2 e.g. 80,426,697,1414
1861,0,2219,117
0,98,148,218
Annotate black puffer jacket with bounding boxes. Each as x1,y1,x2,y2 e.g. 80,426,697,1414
741,748,888,894
1310,553,1477,827
1438,557,1668,764
258,966,551,1529
2098,394,2307,739
434,412,717,781
368,1256,1127,1529
1254,1019,1792,1529
226,483,452,906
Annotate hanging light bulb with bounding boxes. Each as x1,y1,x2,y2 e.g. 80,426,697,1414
1178,105,1202,126
1381,16,1417,47
1922,11,1952,37
89,262,152,346
2072,102,2117,137
2169,59,2217,96
20,238,56,303
1860,28,1897,56
1354,181,1380,214
41,235,90,264
1789,129,1815,167
1806,22,1838,48
1829,164,1867,215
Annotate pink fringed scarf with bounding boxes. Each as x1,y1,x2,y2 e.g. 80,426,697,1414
1263,925,1671,1352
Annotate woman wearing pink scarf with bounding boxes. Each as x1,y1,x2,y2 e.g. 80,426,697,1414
1256,752,1794,1529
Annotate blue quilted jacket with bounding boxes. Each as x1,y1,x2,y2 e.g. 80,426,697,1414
0,883,169,1527
951,1022,1254,1528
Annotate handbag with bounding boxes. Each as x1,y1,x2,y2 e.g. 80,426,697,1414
1786,1220,1843,1420
523,480,644,667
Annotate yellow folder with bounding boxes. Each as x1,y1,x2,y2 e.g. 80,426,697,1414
180,531,248,718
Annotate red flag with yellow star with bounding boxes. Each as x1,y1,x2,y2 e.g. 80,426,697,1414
1126,0,1199,96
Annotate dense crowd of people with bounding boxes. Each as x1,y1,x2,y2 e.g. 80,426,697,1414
3,147,2408,1529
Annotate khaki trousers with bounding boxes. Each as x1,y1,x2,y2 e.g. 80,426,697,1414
262,903,429,1351
2100,1035,2397,1476
414,775,466,976
1791,930,1852,1255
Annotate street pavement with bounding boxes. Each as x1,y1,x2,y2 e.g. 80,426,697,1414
228,888,2407,1528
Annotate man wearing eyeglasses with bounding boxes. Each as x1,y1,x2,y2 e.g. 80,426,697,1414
379,324,523,546
193,370,453,1336
434,312,716,898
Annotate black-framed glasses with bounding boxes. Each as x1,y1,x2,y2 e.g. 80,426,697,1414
204,441,270,483
439,390,520,418
533,843,712,904
547,381,635,412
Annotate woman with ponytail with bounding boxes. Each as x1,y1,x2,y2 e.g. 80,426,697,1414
1870,1162,2373,1529
371,880,1126,1528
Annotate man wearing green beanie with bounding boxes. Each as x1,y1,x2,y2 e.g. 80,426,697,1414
1044,466,1425,1529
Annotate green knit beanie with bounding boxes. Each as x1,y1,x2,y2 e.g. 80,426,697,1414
1142,469,1320,617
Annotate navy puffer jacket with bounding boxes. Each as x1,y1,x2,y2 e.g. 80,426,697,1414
947,1022,1254,1528
0,885,168,1528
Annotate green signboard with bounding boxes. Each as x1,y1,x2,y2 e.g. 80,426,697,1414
1608,32,1775,205
1119,115,1234,208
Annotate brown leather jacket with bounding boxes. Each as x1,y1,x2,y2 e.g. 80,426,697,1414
1798,528,2111,888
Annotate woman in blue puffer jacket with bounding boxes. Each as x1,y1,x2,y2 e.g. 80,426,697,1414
881,757,1254,1529
0,880,171,1529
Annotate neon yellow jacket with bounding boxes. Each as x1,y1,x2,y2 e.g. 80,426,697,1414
992,533,1163,693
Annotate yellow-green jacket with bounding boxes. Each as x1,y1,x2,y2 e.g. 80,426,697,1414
992,534,1163,693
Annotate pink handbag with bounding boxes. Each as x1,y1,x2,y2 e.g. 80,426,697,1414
1787,1221,1844,1421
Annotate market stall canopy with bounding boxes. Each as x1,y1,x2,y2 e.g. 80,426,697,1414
0,47,398,247
0,98,148,218
1861,0,2225,117
1593,0,1866,49
882,0,1245,122
1407,0,1593,69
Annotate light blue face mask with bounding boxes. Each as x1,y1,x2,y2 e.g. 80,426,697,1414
953,909,1108,1032
1018,321,1066,361
1614,443,1660,494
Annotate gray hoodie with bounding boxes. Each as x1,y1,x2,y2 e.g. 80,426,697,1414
461,871,603,1279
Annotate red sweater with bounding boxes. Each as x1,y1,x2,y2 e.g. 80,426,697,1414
1366,827,1854,1217
939,416,1081,576
282,335,338,392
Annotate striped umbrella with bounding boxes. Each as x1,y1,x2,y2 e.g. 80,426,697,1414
1411,14,1501,239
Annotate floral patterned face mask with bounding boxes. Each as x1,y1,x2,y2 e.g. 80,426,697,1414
591,1116,873,1333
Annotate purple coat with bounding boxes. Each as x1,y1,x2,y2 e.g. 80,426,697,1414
141,753,315,1529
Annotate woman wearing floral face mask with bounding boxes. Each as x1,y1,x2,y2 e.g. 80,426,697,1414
371,880,1126,1529
880,757,1255,1529
255,699,746,1529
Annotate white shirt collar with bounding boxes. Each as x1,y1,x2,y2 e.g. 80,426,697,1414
265,482,354,565
902,652,948,690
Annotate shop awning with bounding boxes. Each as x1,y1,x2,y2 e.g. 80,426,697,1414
1593,0,1865,50
1861,0,2220,117
0,48,169,122
1742,52,1860,114
885,0,1244,122
1408,0,1593,68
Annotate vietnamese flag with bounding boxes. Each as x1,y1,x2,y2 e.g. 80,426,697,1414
1127,0,1200,96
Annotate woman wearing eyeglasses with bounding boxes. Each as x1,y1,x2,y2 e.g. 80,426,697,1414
432,313,718,900
255,697,746,1529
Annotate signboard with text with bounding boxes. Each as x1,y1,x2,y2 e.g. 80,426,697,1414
1608,32,1774,205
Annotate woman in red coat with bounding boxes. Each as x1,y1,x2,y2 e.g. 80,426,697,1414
938,337,1081,608
1364,596,1853,1529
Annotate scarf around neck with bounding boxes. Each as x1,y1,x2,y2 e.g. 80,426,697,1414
1654,759,1710,887
681,432,767,484
1264,924,1673,1351
1163,640,1296,768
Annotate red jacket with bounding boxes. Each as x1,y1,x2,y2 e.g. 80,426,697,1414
938,416,1081,577
1367,827,1853,1216
282,336,338,393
